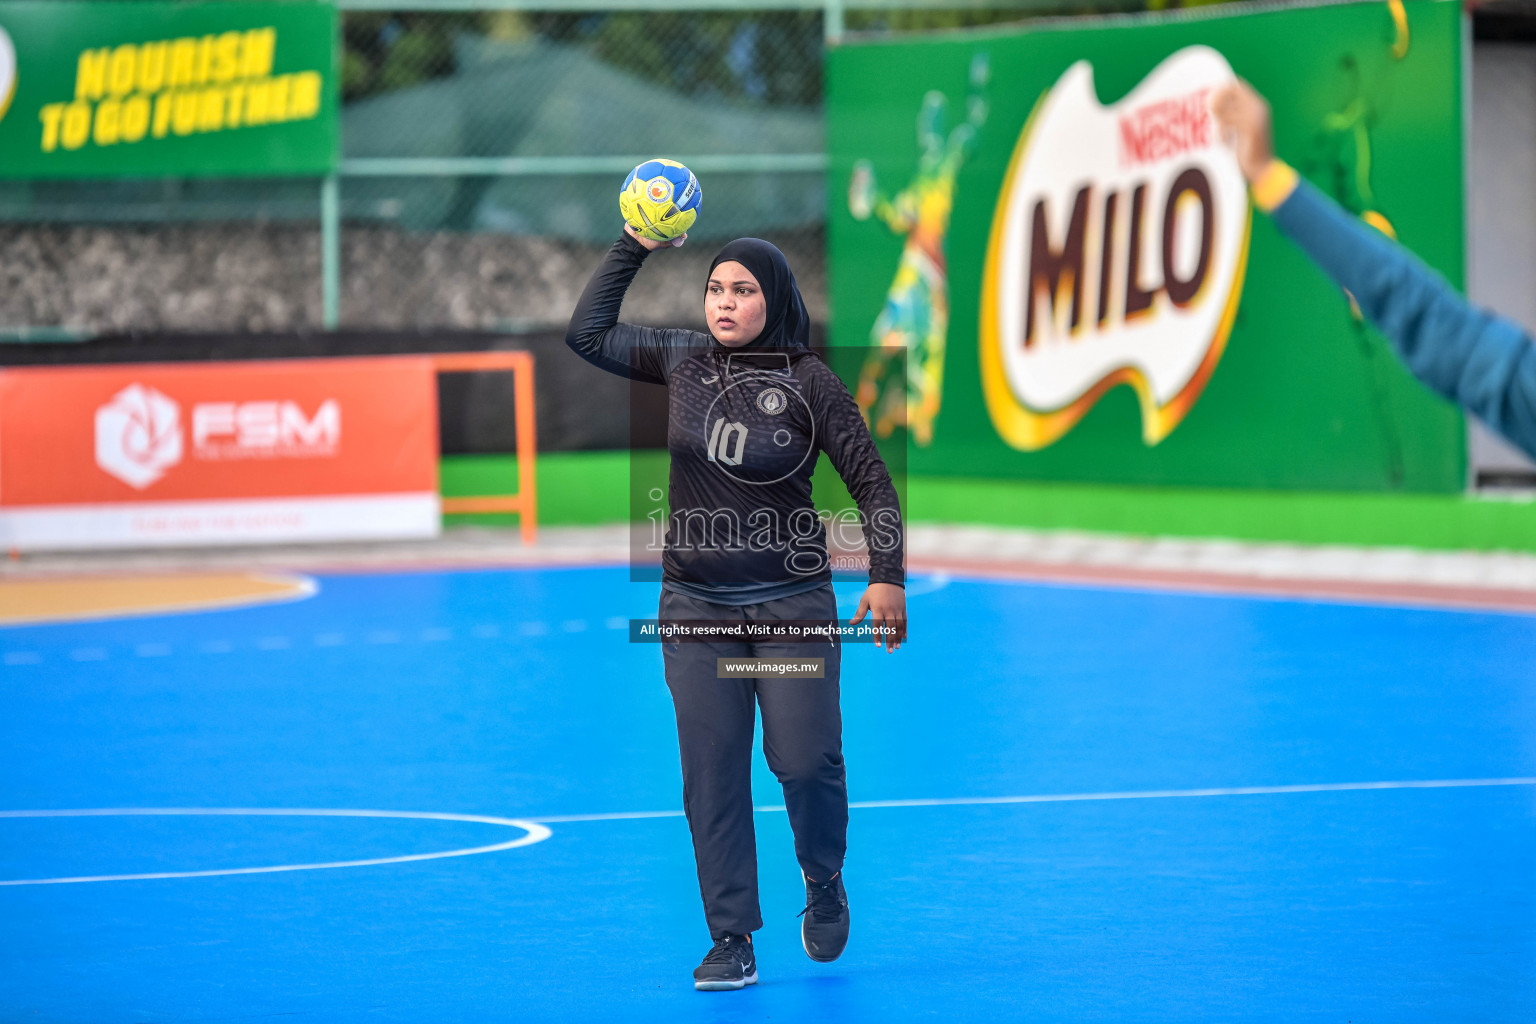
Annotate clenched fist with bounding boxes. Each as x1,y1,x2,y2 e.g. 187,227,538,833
1210,79,1276,185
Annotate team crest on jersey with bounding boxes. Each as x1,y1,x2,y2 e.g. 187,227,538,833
647,178,672,202
756,387,788,415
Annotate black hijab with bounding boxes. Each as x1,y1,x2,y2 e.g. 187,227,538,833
707,238,809,350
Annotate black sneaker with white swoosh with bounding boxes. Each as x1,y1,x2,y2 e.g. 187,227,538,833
692,933,757,991
799,871,850,962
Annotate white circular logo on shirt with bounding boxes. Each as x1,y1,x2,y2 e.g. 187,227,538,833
757,387,788,415
703,374,815,486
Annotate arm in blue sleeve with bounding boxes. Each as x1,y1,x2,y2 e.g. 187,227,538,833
1268,179,1536,460
565,233,709,385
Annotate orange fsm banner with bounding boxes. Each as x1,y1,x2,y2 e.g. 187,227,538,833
0,356,440,550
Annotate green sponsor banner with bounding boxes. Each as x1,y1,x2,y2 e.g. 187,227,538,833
828,0,1466,492
0,1,337,178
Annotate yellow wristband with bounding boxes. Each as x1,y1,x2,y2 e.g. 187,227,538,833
1251,159,1299,213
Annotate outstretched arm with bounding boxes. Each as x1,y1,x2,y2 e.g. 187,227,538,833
566,225,705,385
1212,80,1536,459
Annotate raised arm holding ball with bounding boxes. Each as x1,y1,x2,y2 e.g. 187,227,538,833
566,159,907,992
1211,79,1536,459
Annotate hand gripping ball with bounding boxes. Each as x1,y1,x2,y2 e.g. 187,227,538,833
619,159,702,242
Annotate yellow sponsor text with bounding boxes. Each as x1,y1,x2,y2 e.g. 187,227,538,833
35,28,323,154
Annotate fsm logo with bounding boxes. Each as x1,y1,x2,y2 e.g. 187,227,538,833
192,399,340,458
0,25,16,126
93,383,343,488
980,46,1250,450
95,383,184,489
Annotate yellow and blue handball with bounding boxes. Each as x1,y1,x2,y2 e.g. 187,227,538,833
620,158,702,242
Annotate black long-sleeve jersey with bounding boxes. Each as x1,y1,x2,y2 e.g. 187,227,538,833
566,233,905,604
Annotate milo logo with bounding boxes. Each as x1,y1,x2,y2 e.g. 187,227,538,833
979,46,1251,450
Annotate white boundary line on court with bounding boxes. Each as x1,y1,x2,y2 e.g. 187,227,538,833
530,776,1536,822
4,778,1531,884
0,807,551,887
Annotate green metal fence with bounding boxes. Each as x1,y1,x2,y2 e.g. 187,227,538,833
324,0,1176,328
327,1,837,327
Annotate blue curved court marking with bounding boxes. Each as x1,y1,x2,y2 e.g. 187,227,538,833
0,808,549,886
1,564,1533,1023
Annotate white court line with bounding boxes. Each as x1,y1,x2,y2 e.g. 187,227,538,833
834,572,950,613
902,572,952,598
6,779,1530,884
534,809,690,823
0,808,551,887
843,777,1536,809
529,777,1536,823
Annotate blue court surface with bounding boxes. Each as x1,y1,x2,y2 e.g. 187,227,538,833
2,565,1533,1022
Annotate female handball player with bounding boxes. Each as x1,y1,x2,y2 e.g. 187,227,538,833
567,222,906,990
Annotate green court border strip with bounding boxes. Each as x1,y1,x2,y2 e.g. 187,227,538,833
439,451,628,527
907,475,1536,553
441,451,1536,553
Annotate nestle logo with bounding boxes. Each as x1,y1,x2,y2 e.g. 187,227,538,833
1119,90,1212,167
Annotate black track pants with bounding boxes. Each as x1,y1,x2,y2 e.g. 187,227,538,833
659,584,847,939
